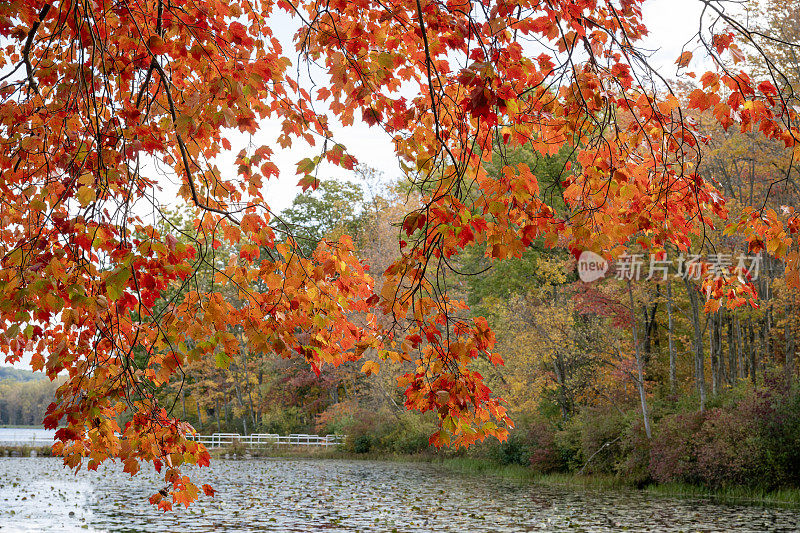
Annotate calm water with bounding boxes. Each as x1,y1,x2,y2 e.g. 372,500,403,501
1,457,799,532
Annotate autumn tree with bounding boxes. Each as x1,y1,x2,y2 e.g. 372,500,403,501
1,0,799,509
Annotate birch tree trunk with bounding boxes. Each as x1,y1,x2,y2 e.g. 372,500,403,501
706,314,719,396
628,281,652,439
727,315,736,386
747,318,758,385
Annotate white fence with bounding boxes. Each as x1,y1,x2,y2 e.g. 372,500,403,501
0,430,55,446
0,431,344,449
185,433,345,448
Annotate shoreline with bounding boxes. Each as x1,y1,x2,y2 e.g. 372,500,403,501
5,444,799,507
208,447,800,508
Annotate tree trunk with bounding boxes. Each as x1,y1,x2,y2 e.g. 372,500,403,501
727,314,736,386
760,317,768,382
713,312,724,391
181,386,187,420
706,313,719,396
667,279,676,395
684,278,706,412
552,353,570,421
786,319,795,386
242,345,258,429
748,319,757,385
196,397,203,427
215,397,222,433
232,373,249,435
642,299,658,365
247,387,257,430
628,282,652,439
330,385,340,404
736,318,744,380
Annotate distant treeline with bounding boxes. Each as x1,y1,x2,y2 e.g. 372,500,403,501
0,366,44,383
0,376,61,426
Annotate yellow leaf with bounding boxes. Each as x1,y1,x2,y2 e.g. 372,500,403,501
360,360,380,375
77,186,96,207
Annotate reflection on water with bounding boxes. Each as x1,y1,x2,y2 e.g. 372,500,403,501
1,457,798,532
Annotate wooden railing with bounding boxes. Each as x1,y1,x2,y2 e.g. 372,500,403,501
185,433,345,448
0,432,344,449
0,433,55,446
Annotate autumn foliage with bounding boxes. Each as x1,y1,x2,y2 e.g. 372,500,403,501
1,0,799,507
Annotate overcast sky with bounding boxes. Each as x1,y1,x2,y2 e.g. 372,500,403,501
253,0,709,213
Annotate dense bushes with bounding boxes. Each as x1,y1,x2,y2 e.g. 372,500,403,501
252,376,800,494
649,379,800,489
489,432,530,466
495,379,800,491
648,411,705,485
526,420,562,473
328,408,437,455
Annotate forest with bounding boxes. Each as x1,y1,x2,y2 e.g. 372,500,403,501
0,373,60,426
156,138,800,491
1,0,800,509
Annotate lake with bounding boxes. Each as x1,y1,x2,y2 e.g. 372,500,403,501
1,457,798,532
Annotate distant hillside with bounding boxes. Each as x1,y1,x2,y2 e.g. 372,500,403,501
0,366,44,382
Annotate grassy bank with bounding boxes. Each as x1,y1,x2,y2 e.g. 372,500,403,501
433,457,800,507
432,457,623,487
0,444,52,456
10,441,798,507
644,481,800,507
207,446,800,507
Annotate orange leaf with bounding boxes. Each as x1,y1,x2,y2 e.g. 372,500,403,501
360,360,380,375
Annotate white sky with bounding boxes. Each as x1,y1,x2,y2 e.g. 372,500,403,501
254,0,708,212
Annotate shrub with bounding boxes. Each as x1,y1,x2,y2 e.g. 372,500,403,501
575,407,627,475
693,407,765,488
379,413,435,455
649,382,800,490
615,420,651,486
260,406,307,435
649,410,704,484
352,434,373,454
490,432,530,466
526,420,563,473
553,416,583,472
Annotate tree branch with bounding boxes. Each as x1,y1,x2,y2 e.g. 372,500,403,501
22,4,51,95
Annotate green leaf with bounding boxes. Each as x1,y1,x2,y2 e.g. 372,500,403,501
296,157,315,175
297,174,318,192
214,352,232,368
175,114,193,136
106,266,131,300
5,323,19,339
